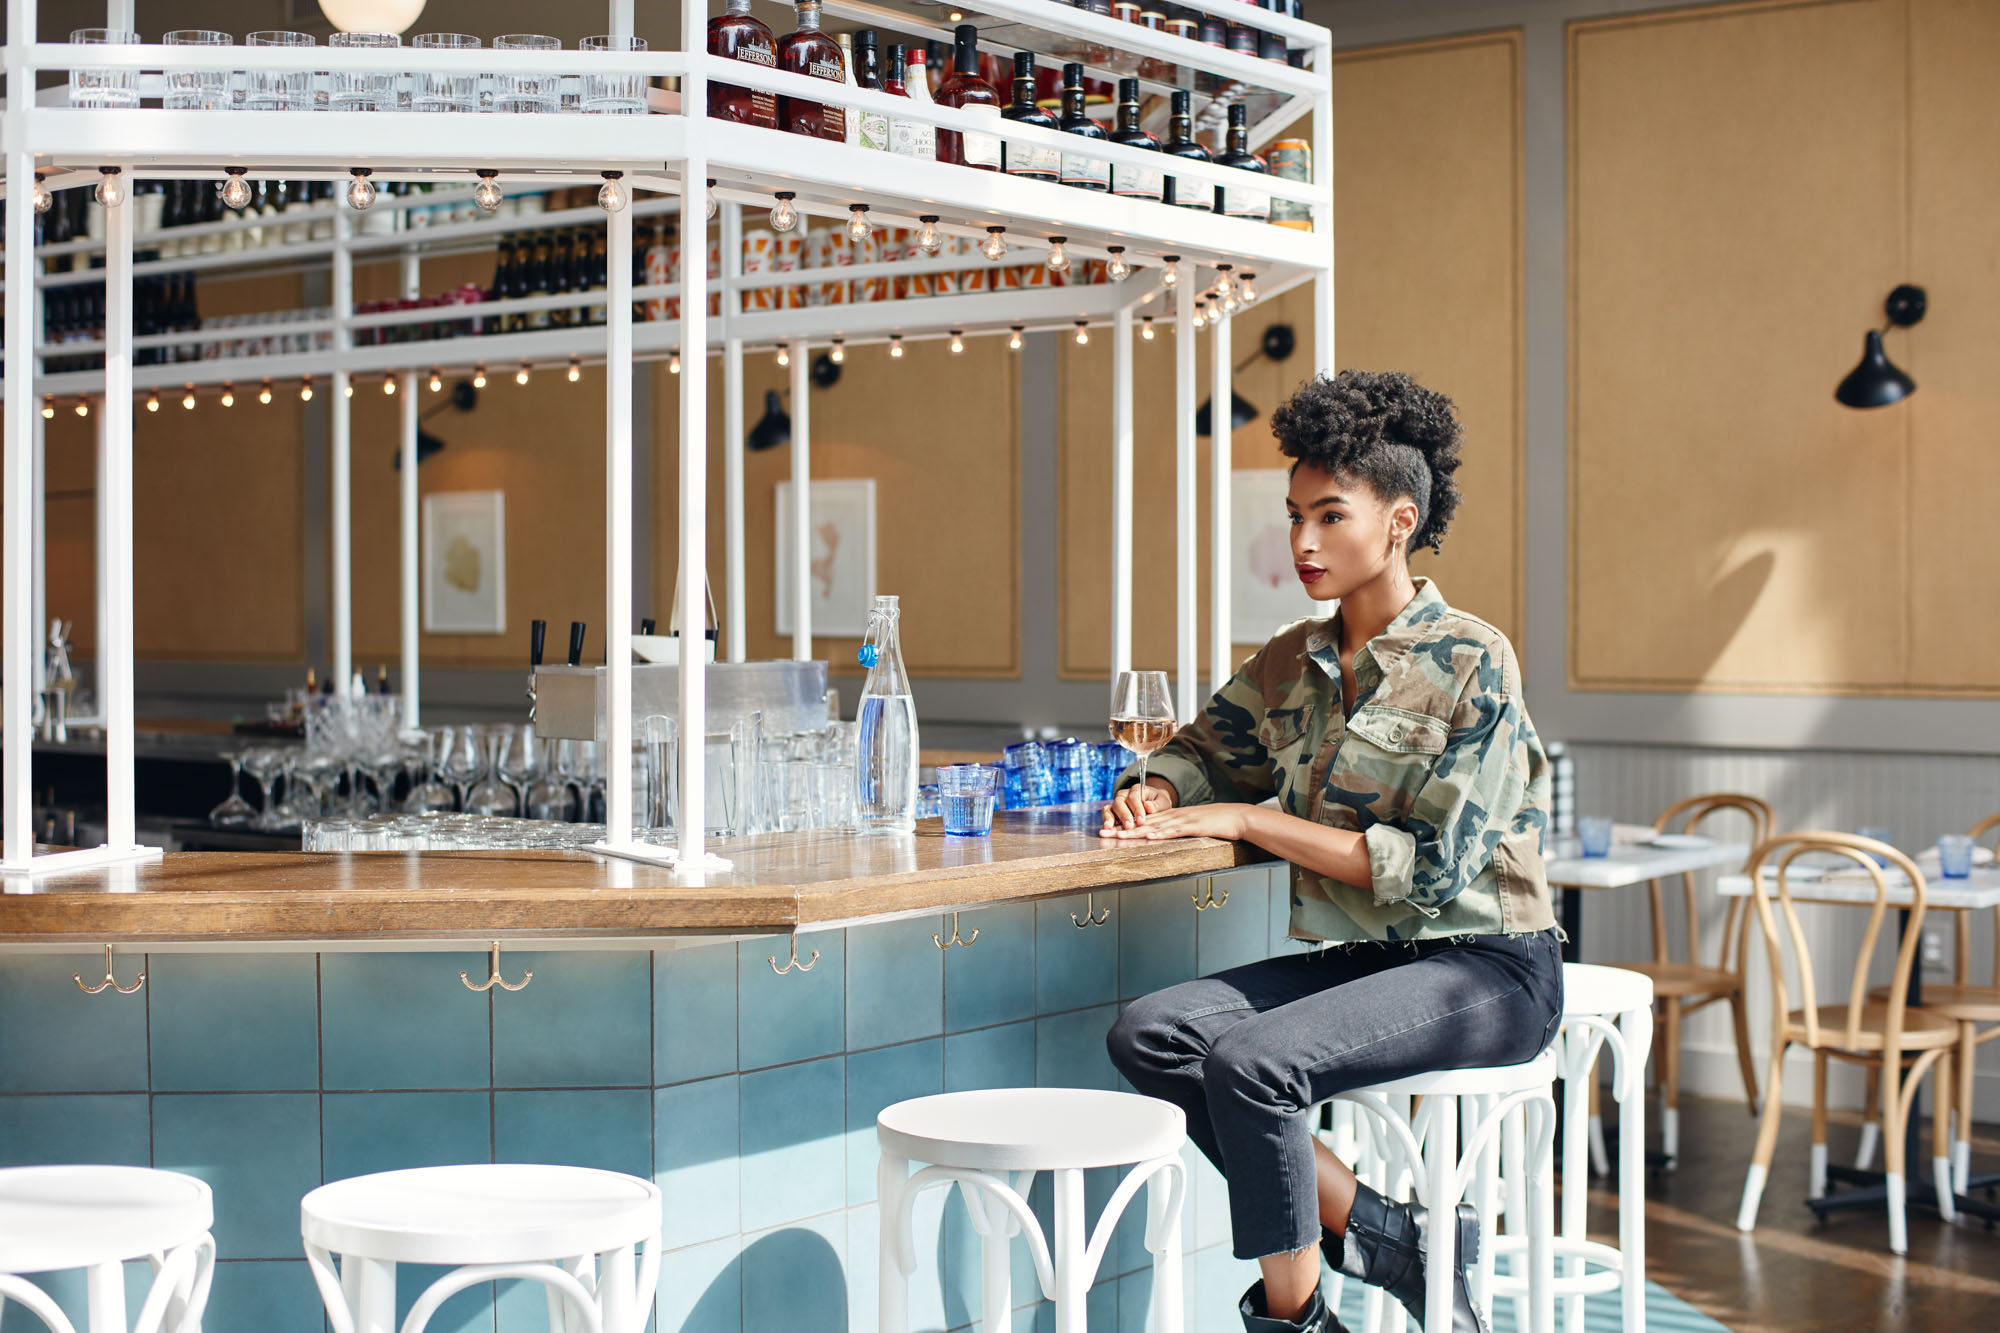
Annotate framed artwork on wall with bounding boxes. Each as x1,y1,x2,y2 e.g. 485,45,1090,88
775,479,877,638
423,491,507,634
1232,469,1320,644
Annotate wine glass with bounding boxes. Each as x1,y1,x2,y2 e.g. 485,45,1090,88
496,723,541,812
403,731,457,814
208,750,256,827
243,746,289,830
1108,671,1176,801
440,725,484,806
464,727,517,815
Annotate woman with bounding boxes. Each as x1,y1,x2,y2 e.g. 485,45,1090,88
1101,370,1561,1333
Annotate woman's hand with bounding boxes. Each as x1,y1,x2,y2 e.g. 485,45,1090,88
1101,778,1177,831
1101,797,1258,842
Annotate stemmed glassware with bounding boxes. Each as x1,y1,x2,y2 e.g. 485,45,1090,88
440,725,484,805
243,746,289,830
208,751,257,826
525,738,573,821
463,726,517,815
495,723,541,812
1108,670,1177,800
404,730,457,814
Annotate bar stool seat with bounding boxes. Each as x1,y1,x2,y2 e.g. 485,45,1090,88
876,1088,1187,1333
0,1165,215,1333
302,1165,661,1333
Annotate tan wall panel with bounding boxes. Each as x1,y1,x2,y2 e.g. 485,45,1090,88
1569,0,1911,693
655,333,1020,685
1058,31,1524,681
1906,0,2000,691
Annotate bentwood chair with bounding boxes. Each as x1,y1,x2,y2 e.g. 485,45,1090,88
1734,833,1956,1254
1606,793,1774,1161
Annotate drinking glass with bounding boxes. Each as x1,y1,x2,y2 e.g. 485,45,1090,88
1857,825,1895,867
464,726,517,814
638,715,676,832
243,746,289,828
69,29,141,109
164,31,233,111
493,34,561,114
1047,738,1091,805
1937,834,1975,879
244,31,315,112
1577,816,1614,858
329,31,400,112
412,33,480,112
938,764,999,836
1108,670,1176,800
916,783,941,821
439,725,484,805
525,738,574,821
1001,740,1054,810
208,750,257,826
1094,741,1136,801
403,731,457,813
580,35,648,114
497,722,542,811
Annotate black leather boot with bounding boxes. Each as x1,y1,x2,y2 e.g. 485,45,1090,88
1323,1182,1487,1333
1239,1280,1346,1333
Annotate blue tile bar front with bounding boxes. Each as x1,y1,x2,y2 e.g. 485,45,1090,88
0,861,1296,1333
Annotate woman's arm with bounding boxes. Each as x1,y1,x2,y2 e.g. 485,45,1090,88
1100,800,1375,890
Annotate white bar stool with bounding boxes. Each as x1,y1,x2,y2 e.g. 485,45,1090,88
876,1088,1187,1333
1492,965,1653,1333
301,1165,661,1333
0,1165,215,1333
1334,1046,1560,1333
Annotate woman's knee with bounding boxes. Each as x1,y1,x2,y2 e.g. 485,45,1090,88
1203,1023,1298,1113
1107,989,1200,1082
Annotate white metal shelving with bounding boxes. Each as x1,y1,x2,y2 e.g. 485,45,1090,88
1,0,1333,877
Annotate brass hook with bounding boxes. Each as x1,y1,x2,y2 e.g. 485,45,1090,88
769,934,821,975
1191,877,1230,911
932,912,979,949
461,941,532,993
74,944,144,995
1070,892,1110,928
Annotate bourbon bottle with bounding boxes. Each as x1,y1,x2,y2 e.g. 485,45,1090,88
934,23,1002,169
707,0,778,129
778,0,846,141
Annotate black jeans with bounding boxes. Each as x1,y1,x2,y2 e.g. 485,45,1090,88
1106,929,1564,1261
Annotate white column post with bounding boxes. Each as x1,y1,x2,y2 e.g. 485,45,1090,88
330,211,354,692
723,206,748,665
1313,38,1335,376
1110,304,1134,682
1174,262,1197,726
607,203,636,847
100,178,136,851
400,256,420,728
1209,307,1232,697
30,256,46,697
677,0,713,868
789,345,812,661
3,146,36,863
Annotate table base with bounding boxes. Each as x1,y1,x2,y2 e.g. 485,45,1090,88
1807,1163,2000,1227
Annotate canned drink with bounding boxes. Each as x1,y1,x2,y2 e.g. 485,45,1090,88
1268,139,1313,231
774,233,806,309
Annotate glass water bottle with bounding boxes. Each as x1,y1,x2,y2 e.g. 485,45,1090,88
855,595,918,834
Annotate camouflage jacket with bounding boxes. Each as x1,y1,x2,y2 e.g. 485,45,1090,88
1130,579,1556,944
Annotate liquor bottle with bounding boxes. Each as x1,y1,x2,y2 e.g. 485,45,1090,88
1107,78,1164,201
1000,51,1060,182
885,44,935,160
853,30,890,151
1056,62,1108,190
526,235,554,330
838,33,860,146
777,0,846,142
707,0,779,128
935,24,1002,170
1161,90,1212,209
486,236,512,336
1162,5,1198,42
1213,102,1270,221
547,231,573,328
633,223,655,322
588,230,609,324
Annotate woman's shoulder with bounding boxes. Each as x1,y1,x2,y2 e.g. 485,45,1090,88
1386,591,1522,704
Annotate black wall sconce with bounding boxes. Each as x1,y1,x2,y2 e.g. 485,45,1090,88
1196,323,1297,437
745,353,843,452
1835,284,1925,409
392,378,478,469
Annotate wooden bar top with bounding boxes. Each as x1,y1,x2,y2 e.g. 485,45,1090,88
0,807,1271,945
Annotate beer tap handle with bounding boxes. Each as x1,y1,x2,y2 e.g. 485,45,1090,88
568,622,586,668
530,619,547,668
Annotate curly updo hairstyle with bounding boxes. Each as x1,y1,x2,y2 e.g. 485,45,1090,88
1268,370,1464,554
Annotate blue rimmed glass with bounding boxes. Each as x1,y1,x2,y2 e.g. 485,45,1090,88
916,783,941,821
1937,834,1973,879
1001,741,1054,810
1857,826,1895,867
1093,741,1136,800
1577,816,1613,858
939,764,999,837
1047,738,1091,805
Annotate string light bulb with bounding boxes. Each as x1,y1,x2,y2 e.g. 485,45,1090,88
382,373,397,395
220,383,235,407
1220,288,1239,314
145,390,160,414
515,361,531,386
295,376,309,403
1212,264,1234,299
344,380,354,398
472,363,487,389
597,171,628,213
775,344,790,368
567,356,582,383
1237,273,1258,304
1074,321,1090,345
829,339,845,364
1106,246,1131,282
669,349,682,374
949,330,964,355
916,216,942,254
94,168,125,209
1045,237,1070,273
1141,316,1155,341
182,384,197,410
345,168,375,211
31,174,52,214
1191,300,1207,330
1161,256,1180,289
982,226,1008,261
473,170,503,213
74,397,90,418
221,168,252,211
706,178,718,221
847,204,872,241
41,396,54,420
888,334,904,359
1007,325,1024,351
428,368,443,393
769,191,799,233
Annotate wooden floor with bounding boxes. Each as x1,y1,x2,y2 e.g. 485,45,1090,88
1586,1093,2000,1330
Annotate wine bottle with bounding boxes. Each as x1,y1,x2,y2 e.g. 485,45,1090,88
885,44,936,160
1161,90,1212,210
1000,51,1060,182
1056,62,1108,190
588,230,609,325
1107,77,1163,201
936,24,1002,170
707,0,779,128
778,0,846,142
853,30,890,151
526,236,553,330
548,231,573,328
1213,102,1270,221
